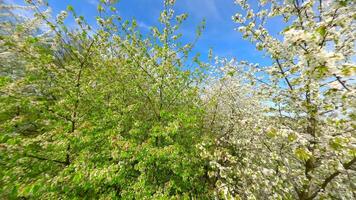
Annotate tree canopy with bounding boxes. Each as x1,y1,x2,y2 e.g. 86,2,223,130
0,0,355,199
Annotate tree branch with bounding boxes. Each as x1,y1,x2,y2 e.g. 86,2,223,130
333,74,350,91
307,157,356,200
276,59,294,91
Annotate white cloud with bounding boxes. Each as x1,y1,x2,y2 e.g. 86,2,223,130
87,0,99,6
184,0,222,21
137,21,151,30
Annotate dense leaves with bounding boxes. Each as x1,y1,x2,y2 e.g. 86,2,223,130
0,1,213,199
0,0,355,199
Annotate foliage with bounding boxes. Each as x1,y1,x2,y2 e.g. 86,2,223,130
205,0,355,199
0,0,355,199
0,0,213,199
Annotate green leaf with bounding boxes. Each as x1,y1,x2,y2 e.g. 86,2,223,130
97,4,104,12
282,25,293,33
288,133,297,142
26,37,39,44
227,71,235,76
0,76,11,87
110,6,117,12
338,0,347,6
256,43,263,51
67,5,74,12
295,147,311,161
73,173,83,184
329,137,348,151
316,26,326,37
266,128,277,138
30,184,40,195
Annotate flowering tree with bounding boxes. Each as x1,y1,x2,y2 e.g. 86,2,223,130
204,0,355,199
0,0,213,198
0,0,354,199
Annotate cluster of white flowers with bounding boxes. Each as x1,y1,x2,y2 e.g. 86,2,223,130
204,0,355,199
283,29,314,44
56,10,67,23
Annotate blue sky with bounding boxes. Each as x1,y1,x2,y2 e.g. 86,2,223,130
7,0,286,66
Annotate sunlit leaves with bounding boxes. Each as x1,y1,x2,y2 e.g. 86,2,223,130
0,0,213,199
1,0,354,199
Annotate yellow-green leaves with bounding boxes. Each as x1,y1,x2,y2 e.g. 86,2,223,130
66,5,74,12
97,4,104,12
329,137,349,151
316,26,327,37
266,127,277,138
288,133,297,142
295,147,312,161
